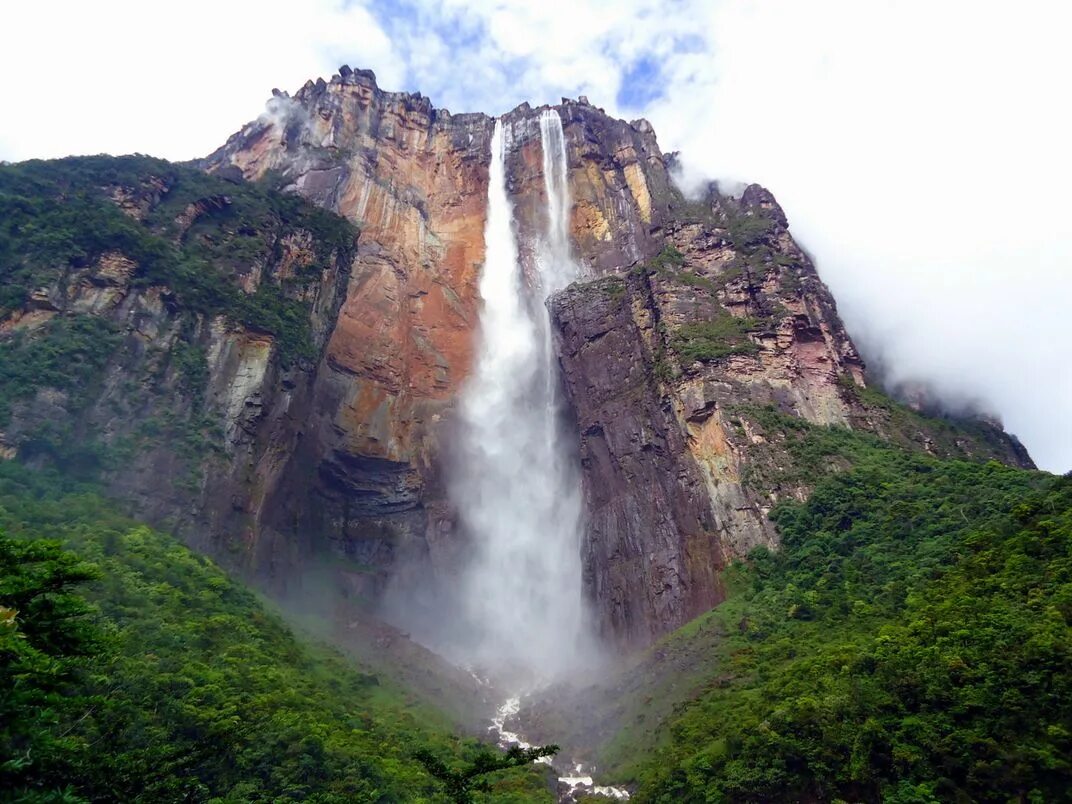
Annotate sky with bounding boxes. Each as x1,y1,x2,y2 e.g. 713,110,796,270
3,0,1070,471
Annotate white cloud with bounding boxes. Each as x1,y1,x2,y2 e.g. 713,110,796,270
0,0,399,161
2,0,1069,470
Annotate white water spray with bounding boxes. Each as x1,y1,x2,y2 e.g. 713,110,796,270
448,112,588,684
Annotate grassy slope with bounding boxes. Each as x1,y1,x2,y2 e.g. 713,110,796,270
0,465,552,803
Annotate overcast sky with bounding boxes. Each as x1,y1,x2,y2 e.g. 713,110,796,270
4,0,1069,470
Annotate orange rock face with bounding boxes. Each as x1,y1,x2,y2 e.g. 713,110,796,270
207,74,493,467
204,73,675,512
196,69,706,631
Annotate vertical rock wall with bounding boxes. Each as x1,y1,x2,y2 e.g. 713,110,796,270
550,185,1031,648
202,71,671,600
189,69,1035,647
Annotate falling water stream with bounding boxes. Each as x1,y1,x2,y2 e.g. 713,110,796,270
452,112,586,680
453,111,627,799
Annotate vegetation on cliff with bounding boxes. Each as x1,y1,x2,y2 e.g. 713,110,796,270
629,431,1070,802
0,465,552,803
0,155,357,363
0,316,121,426
0,155,360,485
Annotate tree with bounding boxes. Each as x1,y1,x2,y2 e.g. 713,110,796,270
0,532,101,798
415,743,560,803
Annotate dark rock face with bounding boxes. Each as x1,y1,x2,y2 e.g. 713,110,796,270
551,276,726,647
200,68,675,606
550,184,1034,648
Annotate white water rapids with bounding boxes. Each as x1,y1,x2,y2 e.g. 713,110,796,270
490,696,630,801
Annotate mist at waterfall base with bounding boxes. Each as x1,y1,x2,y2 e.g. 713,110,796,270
384,111,601,688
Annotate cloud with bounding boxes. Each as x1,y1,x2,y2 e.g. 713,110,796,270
3,0,1069,470
371,0,1072,471
0,0,399,162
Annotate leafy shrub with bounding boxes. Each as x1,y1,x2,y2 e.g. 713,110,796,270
671,313,759,363
726,211,775,251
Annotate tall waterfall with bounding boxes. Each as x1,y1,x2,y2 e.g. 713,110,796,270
450,112,588,682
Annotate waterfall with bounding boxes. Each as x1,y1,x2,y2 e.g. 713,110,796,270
449,113,588,683
537,109,577,295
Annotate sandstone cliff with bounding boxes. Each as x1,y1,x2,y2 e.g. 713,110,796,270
200,67,674,606
550,183,1032,647
0,69,1033,656
0,156,354,567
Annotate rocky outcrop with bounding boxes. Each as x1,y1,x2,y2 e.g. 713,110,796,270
200,68,672,594
0,157,355,575
550,184,1033,648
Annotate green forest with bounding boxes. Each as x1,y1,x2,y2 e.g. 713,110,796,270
0,465,550,803
4,423,1070,802
1,154,1069,804
630,436,1072,802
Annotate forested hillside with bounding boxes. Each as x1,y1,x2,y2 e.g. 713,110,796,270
1,87,1067,804
0,466,550,803
626,426,1071,802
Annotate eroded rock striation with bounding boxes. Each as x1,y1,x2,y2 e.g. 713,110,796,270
0,68,1033,655
550,184,1032,647
200,68,674,605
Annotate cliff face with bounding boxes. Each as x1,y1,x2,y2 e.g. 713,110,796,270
550,185,1032,648
0,70,1033,654
0,156,355,568
201,68,672,597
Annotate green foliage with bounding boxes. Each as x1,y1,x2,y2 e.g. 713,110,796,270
668,195,719,227
673,271,717,293
726,211,775,251
648,245,685,272
1,533,101,800
671,312,760,363
0,155,357,364
633,246,685,278
416,744,559,803
634,452,1072,803
728,401,1015,495
0,316,121,425
602,277,627,301
837,375,1026,461
0,464,511,803
169,340,209,407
